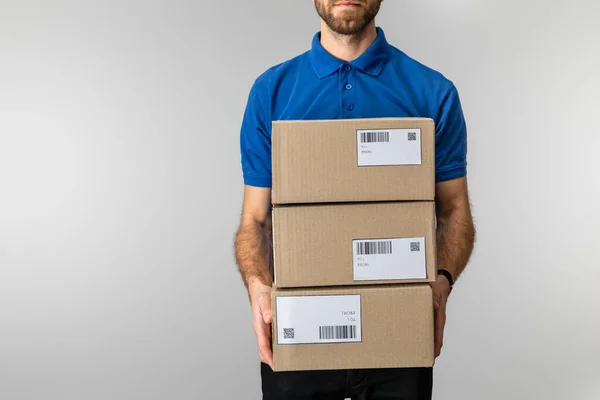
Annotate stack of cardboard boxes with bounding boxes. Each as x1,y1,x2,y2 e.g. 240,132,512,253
270,118,437,372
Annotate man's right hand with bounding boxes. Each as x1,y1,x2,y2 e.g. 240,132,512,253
249,279,273,369
235,186,274,368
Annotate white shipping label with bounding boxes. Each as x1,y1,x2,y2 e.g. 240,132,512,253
276,295,362,345
353,237,427,281
356,128,422,166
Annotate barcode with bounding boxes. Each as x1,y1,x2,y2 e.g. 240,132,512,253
408,132,417,141
319,325,357,340
356,240,393,255
283,328,294,339
410,242,420,252
360,131,390,143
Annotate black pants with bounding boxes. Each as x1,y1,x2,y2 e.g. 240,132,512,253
261,363,433,400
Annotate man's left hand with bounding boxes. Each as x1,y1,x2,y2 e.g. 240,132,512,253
430,275,451,358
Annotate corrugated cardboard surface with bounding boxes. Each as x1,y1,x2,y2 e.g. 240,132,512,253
273,201,436,288
272,118,435,204
272,284,434,372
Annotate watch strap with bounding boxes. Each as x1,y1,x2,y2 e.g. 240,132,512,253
437,269,455,288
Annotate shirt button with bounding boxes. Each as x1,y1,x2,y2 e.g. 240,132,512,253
345,84,353,90
344,65,352,71
347,104,355,111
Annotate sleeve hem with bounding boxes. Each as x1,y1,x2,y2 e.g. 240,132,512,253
243,175,272,188
435,165,467,182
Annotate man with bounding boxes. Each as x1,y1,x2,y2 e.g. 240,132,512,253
235,0,475,398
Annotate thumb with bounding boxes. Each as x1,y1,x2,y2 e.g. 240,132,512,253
259,293,272,324
433,291,441,311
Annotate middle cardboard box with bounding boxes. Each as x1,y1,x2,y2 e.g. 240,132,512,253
273,201,436,288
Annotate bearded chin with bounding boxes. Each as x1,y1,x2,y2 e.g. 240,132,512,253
315,2,381,36
332,18,365,35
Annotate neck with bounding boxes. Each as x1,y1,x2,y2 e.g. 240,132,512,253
319,21,378,62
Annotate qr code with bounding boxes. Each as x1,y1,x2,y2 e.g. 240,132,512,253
410,242,420,252
283,328,295,339
408,132,417,141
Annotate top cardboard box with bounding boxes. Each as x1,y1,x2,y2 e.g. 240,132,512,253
272,118,435,204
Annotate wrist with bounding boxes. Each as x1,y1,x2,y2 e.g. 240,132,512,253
437,269,454,295
247,276,271,291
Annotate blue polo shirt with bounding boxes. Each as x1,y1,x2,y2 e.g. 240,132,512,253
240,27,467,188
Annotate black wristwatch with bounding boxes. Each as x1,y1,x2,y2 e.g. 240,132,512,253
437,269,454,291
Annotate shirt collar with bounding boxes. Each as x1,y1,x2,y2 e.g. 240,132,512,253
309,27,392,79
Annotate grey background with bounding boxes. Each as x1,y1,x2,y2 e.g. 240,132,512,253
0,0,599,399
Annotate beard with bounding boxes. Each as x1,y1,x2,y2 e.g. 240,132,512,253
314,0,383,36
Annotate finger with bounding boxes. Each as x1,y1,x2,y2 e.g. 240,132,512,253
255,318,271,347
435,329,442,357
258,339,274,369
255,320,274,369
434,306,445,357
259,346,274,368
434,325,442,357
434,312,440,356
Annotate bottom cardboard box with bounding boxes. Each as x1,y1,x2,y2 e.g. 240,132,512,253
272,284,434,372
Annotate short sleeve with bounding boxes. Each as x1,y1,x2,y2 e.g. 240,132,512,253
240,81,272,188
434,84,468,182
